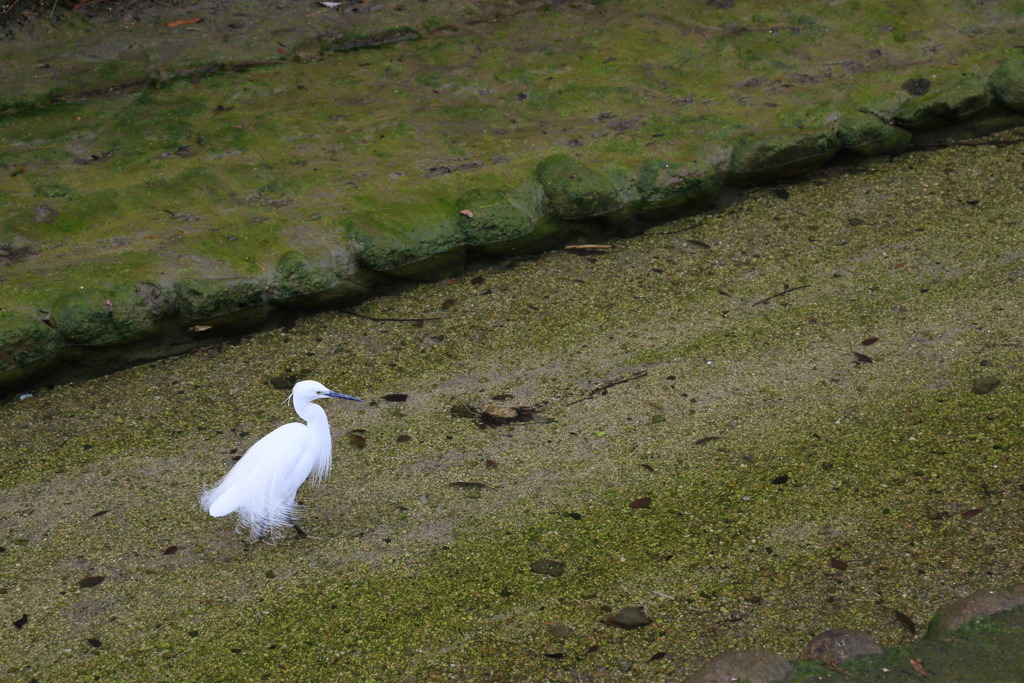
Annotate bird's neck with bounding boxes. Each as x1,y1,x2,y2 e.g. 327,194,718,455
296,401,328,428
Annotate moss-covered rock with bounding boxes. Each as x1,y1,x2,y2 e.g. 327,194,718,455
455,188,536,247
49,286,161,345
895,74,992,129
273,250,336,300
727,129,839,186
271,249,372,307
989,59,1024,111
635,154,725,219
347,199,468,280
0,311,61,373
836,111,912,156
535,153,623,220
456,183,576,256
926,587,1024,637
174,277,267,321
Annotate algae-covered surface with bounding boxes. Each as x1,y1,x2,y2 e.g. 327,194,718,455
4,0,1024,386
1,138,1023,679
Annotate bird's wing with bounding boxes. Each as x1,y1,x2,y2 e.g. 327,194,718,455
201,422,309,524
206,485,243,517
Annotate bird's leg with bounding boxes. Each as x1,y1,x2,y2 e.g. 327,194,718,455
289,515,318,539
254,521,277,546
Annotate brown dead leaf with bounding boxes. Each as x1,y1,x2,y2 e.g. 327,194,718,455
167,17,203,28
909,658,927,677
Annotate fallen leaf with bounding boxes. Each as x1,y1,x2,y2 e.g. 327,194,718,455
861,337,879,346
167,17,203,27
470,275,486,285
962,508,983,518
565,244,611,251
396,434,412,443
382,393,409,402
909,657,927,677
629,497,652,509
852,351,873,364
893,609,917,634
78,576,105,589
163,545,178,555
830,557,848,571
86,637,102,648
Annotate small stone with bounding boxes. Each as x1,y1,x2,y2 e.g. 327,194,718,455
683,649,793,682
546,623,574,639
530,558,565,577
928,586,1024,634
799,628,883,665
607,606,652,629
485,405,519,421
34,205,58,222
972,376,1001,395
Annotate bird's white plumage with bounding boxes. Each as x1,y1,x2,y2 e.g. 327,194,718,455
201,380,360,541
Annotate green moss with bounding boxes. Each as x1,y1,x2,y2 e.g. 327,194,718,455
989,58,1024,111
174,276,267,320
346,196,467,276
272,250,337,301
0,311,61,371
727,128,839,185
535,153,623,220
634,155,723,218
49,285,158,345
837,110,912,155
895,74,993,129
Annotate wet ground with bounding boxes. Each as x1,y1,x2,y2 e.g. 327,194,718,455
1,137,1022,679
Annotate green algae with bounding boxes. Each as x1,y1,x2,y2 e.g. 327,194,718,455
0,311,61,372
50,285,158,345
1,140,1024,678
174,276,266,320
535,153,623,220
836,110,912,156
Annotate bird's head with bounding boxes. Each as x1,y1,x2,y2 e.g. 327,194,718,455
290,380,362,405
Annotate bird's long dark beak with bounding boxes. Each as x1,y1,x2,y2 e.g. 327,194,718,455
327,391,362,402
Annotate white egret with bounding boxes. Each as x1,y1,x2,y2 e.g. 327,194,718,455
201,380,361,541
